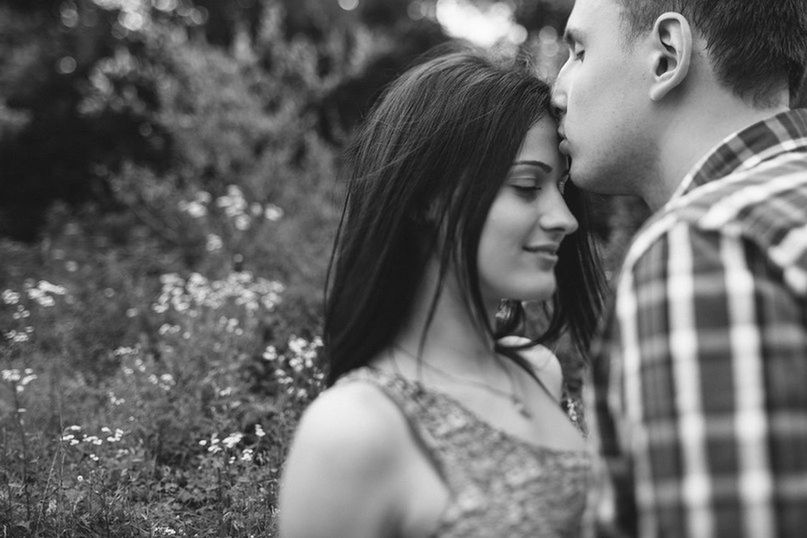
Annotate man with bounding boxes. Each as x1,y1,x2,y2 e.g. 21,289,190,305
551,0,807,536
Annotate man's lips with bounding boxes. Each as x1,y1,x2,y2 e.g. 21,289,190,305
557,127,569,155
559,137,570,156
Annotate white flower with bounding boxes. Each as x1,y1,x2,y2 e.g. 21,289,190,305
205,233,223,252
262,346,278,362
2,369,21,382
178,200,208,218
264,204,284,221
234,214,251,231
2,290,20,304
4,330,31,343
36,281,67,295
221,432,243,449
254,424,266,438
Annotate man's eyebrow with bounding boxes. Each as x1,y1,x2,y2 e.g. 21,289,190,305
512,160,553,173
563,27,582,46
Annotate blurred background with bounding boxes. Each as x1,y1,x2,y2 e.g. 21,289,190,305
0,0,803,535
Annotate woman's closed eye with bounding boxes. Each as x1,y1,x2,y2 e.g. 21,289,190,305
508,179,542,199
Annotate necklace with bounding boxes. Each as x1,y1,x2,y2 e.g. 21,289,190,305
391,345,532,419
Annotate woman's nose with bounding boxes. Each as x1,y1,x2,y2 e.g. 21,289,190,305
539,196,578,236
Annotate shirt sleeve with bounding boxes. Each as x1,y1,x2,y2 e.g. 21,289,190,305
602,221,807,537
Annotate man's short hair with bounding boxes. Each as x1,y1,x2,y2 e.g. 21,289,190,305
616,0,807,107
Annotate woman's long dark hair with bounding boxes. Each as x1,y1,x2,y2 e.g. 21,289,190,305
324,47,605,386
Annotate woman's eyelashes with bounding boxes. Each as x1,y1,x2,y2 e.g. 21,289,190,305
508,172,569,200
508,177,542,200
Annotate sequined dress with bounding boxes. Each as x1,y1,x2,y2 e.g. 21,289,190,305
337,367,591,538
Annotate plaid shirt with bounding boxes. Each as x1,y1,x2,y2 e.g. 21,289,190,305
594,109,807,538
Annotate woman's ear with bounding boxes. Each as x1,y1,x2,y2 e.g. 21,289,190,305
648,12,693,102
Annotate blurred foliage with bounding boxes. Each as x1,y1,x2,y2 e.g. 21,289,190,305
0,0,577,240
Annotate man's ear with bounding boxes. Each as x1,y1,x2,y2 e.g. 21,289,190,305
648,12,693,102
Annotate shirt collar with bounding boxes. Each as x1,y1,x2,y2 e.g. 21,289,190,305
667,108,807,205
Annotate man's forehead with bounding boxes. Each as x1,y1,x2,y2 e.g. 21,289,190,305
565,0,621,39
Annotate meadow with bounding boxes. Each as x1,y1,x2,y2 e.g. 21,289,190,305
0,2,647,535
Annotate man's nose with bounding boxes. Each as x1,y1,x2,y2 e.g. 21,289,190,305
550,67,568,115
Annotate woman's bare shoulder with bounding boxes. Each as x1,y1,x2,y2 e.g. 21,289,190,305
290,382,408,466
278,382,411,537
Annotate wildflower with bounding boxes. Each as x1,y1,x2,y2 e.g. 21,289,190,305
262,346,278,362
77,475,84,482
221,432,243,449
2,290,20,304
20,370,37,386
1,369,21,382
254,424,266,438
12,306,31,320
205,233,223,252
35,280,67,295
178,200,208,218
113,346,137,357
234,214,251,231
158,374,175,391
4,330,31,343
158,323,180,336
264,204,284,221
241,448,254,462
89,454,99,462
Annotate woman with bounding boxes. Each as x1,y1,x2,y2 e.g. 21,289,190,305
279,48,605,537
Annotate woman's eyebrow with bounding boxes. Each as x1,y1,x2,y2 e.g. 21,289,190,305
512,160,553,173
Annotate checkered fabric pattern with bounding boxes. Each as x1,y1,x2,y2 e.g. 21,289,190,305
594,109,807,538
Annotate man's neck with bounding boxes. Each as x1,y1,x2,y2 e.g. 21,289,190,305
645,96,789,211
